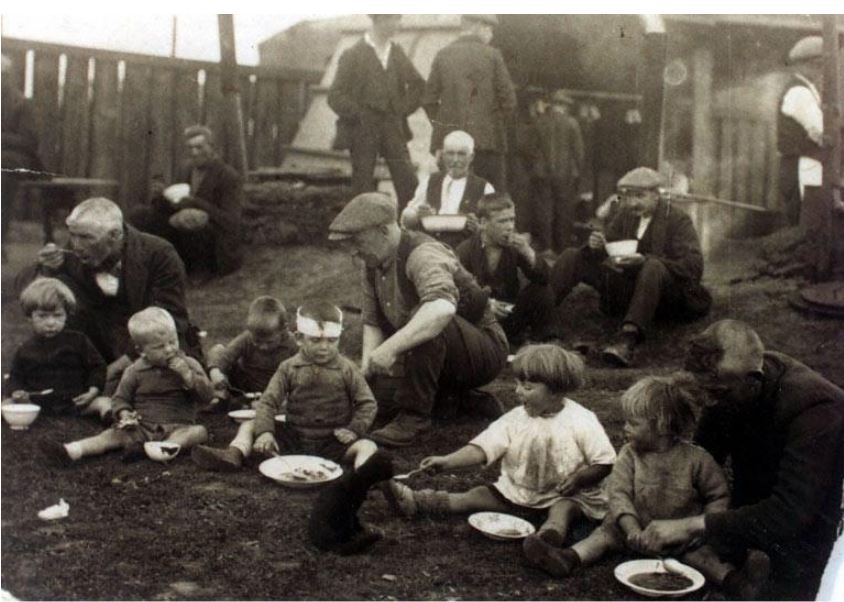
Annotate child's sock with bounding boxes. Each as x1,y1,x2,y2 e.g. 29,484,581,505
65,442,84,461
523,534,581,577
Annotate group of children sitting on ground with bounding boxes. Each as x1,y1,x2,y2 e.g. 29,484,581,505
3,276,769,597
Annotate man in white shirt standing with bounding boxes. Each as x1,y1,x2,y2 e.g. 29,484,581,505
401,130,495,248
778,36,824,226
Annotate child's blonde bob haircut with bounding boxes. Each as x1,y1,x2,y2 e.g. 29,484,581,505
20,277,76,316
127,307,177,345
512,344,585,393
620,372,702,439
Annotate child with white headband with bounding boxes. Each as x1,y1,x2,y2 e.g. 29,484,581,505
192,300,379,471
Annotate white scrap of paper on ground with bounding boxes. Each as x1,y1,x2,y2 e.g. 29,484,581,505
37,498,69,521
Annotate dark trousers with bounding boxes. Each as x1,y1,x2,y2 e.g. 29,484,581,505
550,248,685,335
350,111,418,213
779,156,801,226
374,317,508,419
128,206,215,274
530,176,577,253
473,150,506,193
500,283,559,345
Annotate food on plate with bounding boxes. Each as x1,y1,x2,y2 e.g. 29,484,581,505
281,466,330,482
496,528,525,537
628,571,693,591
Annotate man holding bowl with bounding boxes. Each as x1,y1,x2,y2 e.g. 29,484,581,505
549,167,711,366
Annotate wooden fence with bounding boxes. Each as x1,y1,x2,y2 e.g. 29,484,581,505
1,37,321,207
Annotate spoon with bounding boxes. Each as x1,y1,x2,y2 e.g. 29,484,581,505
657,557,685,575
393,466,429,481
24,388,54,397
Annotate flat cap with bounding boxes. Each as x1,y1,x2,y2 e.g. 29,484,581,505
788,36,823,64
328,192,397,240
551,89,575,106
617,167,664,190
463,14,498,26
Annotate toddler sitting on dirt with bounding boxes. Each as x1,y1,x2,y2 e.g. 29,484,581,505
386,344,616,561
523,373,770,599
205,295,298,409
192,300,380,472
4,277,109,420
41,307,211,465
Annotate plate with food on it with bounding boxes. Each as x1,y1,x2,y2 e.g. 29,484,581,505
468,512,535,541
259,455,343,489
614,558,705,598
420,214,468,232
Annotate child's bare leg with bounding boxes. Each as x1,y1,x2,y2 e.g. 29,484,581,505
70,428,132,459
80,396,113,421
166,425,208,449
345,439,378,469
538,499,583,545
229,420,256,457
386,483,509,518
570,523,622,564
525,521,621,578
681,545,733,584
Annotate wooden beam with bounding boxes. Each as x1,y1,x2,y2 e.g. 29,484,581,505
691,46,715,195
640,31,667,169
218,14,248,174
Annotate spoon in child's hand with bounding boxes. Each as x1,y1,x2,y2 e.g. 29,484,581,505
393,466,429,480
27,388,54,397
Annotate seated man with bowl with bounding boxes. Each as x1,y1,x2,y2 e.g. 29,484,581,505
400,130,495,249
549,167,711,367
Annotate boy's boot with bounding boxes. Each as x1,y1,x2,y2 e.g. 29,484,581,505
722,549,770,600
523,534,581,577
383,480,450,518
191,445,244,472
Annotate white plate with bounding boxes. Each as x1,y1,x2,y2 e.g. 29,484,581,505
258,455,343,489
605,239,639,257
163,183,190,204
614,559,705,598
228,409,256,422
468,512,535,541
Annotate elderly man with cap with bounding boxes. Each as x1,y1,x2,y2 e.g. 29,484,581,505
328,14,424,212
530,89,585,253
549,167,711,367
778,35,825,226
423,14,517,192
330,192,509,447
130,124,243,279
639,319,844,597
401,130,495,248
19,197,198,364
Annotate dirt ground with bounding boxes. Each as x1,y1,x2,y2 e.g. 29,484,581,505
2,223,842,601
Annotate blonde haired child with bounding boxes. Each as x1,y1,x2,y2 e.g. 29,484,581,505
41,307,212,465
524,373,769,600
387,344,616,563
5,278,108,419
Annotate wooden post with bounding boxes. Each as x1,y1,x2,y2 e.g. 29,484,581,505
218,14,248,174
640,26,667,169
822,15,843,278
691,45,715,195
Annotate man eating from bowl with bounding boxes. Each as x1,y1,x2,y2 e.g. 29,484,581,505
549,167,711,367
401,130,495,249
129,124,243,280
455,192,558,348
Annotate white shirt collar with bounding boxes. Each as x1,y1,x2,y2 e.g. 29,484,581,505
364,33,392,69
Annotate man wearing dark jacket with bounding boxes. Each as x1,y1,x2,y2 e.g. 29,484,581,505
20,197,197,363
423,15,516,192
131,125,243,278
640,320,844,597
456,193,557,347
550,167,711,367
328,15,424,211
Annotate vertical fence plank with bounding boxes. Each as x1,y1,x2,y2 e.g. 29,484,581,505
60,55,91,177
203,70,229,163
32,51,61,173
253,76,280,167
90,59,120,181
148,67,176,184
3,48,28,92
749,120,768,207
716,117,734,203
239,73,255,170
734,119,753,205
119,63,152,209
765,126,780,211
172,70,201,177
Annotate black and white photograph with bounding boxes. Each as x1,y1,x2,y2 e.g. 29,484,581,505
1,5,843,600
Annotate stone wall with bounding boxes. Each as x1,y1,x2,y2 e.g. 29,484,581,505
242,181,351,245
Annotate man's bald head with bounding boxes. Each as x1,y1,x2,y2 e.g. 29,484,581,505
443,130,475,154
442,130,475,179
65,198,125,268
66,197,123,234
697,319,764,374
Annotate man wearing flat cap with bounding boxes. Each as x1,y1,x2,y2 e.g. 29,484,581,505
549,167,711,367
778,35,824,226
529,89,585,253
423,14,517,192
328,15,424,212
330,192,508,447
